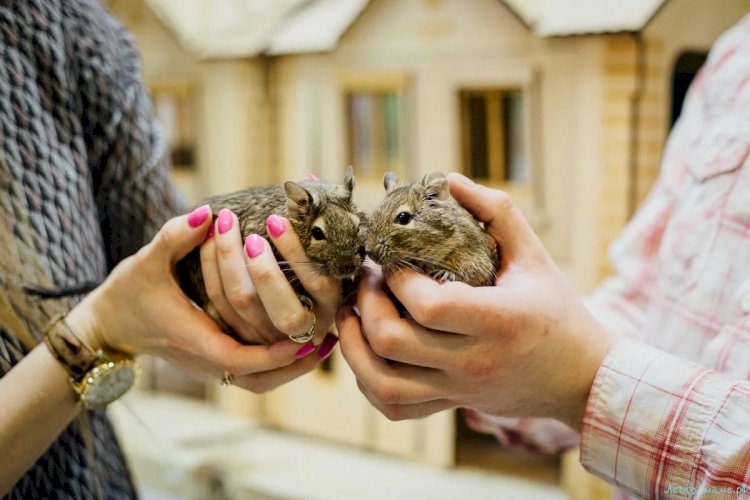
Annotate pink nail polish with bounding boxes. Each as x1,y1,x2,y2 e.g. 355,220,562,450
266,215,286,238
317,333,339,361
245,234,264,258
188,204,210,228
295,343,315,360
217,209,233,234
303,172,319,181
205,224,215,241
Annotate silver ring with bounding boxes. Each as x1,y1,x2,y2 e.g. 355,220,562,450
220,370,234,386
289,295,316,344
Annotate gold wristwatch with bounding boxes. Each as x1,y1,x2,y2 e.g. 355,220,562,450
43,313,138,409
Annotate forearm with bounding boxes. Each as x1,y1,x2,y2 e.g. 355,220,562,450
0,344,80,493
0,306,98,494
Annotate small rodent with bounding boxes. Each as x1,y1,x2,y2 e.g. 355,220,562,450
365,172,499,287
177,167,367,335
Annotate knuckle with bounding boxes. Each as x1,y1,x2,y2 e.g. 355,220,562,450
226,286,254,310
368,328,401,359
372,382,403,405
311,276,339,298
250,267,276,288
274,309,309,336
490,190,515,213
383,405,406,422
215,241,235,260
461,355,497,381
156,219,181,250
241,377,269,394
410,296,442,326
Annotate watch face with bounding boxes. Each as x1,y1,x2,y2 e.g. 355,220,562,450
79,362,137,409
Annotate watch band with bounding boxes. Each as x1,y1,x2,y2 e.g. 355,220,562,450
43,313,101,381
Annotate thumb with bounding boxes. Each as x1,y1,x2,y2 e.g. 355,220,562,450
446,173,541,260
150,204,213,265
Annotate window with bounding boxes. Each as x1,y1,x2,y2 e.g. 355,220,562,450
671,51,708,129
459,89,527,185
345,89,406,180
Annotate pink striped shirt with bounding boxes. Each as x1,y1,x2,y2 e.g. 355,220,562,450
467,14,750,499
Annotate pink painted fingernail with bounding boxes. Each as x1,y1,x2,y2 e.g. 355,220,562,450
245,234,264,258
295,343,315,360
303,172,319,181
188,204,210,228
217,209,234,234
266,215,286,238
317,333,339,361
205,224,215,241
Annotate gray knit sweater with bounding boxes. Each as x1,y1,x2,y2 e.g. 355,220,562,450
0,1,183,498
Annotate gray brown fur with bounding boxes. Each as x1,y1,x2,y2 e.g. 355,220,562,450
177,167,367,334
366,172,499,287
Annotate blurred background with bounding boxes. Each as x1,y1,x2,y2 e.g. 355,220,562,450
103,0,749,498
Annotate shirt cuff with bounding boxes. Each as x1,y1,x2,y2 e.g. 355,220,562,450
579,339,738,498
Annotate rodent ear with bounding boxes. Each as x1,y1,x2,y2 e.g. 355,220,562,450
284,181,314,220
383,172,399,192
344,165,355,194
421,172,449,201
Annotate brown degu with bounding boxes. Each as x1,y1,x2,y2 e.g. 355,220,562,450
365,172,499,287
177,167,367,334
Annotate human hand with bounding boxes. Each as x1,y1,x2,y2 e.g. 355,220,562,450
336,174,615,429
67,205,326,393
197,207,341,349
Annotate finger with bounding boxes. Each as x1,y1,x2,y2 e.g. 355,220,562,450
303,172,319,181
266,215,341,306
212,209,283,343
356,269,467,367
337,306,452,405
199,229,252,336
356,381,455,421
244,233,315,338
446,173,541,261
379,266,490,334
232,352,320,393
150,204,213,265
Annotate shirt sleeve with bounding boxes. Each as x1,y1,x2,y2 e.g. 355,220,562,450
581,339,750,499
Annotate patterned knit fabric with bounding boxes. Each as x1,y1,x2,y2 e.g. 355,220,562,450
0,0,183,497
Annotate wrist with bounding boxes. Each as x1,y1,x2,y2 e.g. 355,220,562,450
65,295,108,353
560,322,615,431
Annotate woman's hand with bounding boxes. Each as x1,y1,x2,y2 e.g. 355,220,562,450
197,208,342,350
336,174,615,429
67,205,325,393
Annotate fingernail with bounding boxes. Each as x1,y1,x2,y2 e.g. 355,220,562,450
303,172,319,181
188,204,210,228
205,224,215,241
217,209,233,234
317,333,339,361
245,234,264,258
295,343,315,360
266,215,286,238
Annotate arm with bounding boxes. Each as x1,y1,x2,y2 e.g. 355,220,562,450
0,208,324,494
582,339,750,499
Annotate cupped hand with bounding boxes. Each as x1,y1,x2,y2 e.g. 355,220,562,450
198,208,342,348
67,206,323,393
336,174,615,429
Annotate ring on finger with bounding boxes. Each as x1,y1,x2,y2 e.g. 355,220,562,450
289,295,316,344
220,370,234,386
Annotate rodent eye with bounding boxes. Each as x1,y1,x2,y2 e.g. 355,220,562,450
311,226,326,240
395,212,413,225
